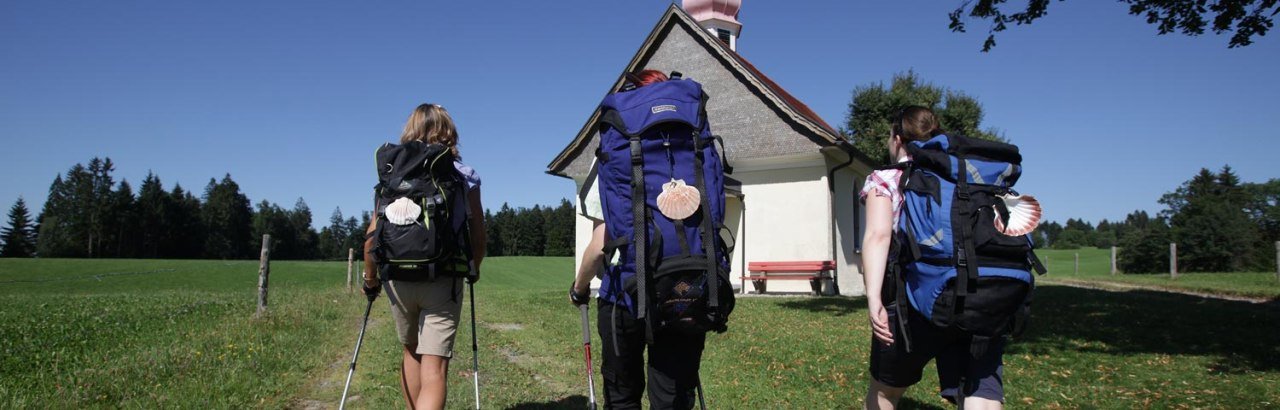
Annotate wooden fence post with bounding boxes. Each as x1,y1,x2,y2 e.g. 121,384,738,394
1074,253,1079,275
1170,243,1178,279
257,234,271,315
347,248,354,293
1111,246,1118,275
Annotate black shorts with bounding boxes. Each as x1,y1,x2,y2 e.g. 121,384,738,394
869,304,1006,403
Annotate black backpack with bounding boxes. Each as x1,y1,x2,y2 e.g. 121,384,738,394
370,141,474,282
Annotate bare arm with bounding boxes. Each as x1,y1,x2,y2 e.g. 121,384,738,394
573,222,606,293
467,188,486,270
363,217,378,288
861,193,896,344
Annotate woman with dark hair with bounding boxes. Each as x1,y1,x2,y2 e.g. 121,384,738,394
860,106,1008,409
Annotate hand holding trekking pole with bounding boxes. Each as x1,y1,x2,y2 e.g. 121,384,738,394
569,282,591,306
362,273,380,302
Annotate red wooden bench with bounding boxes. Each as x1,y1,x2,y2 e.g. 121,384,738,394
743,260,835,295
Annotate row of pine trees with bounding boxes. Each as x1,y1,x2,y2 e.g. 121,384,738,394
4,159,1275,272
1030,165,1279,273
0,157,577,260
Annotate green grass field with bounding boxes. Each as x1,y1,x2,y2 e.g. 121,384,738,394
3,257,1279,408
1036,248,1280,300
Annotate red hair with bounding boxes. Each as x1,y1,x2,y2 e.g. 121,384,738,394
629,69,669,87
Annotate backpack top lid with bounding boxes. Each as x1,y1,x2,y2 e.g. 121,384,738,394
376,140,456,196
599,78,705,137
905,134,1024,188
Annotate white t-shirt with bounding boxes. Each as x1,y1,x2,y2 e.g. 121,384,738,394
577,159,603,222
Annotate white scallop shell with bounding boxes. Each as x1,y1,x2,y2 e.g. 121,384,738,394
993,194,1042,236
656,179,701,220
386,197,422,225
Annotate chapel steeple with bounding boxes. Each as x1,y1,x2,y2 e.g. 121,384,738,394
682,0,742,51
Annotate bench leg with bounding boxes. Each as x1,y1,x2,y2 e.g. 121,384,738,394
809,278,821,296
752,279,766,294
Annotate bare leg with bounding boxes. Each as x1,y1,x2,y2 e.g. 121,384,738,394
962,397,1003,410
865,379,907,410
401,345,422,410
416,354,450,410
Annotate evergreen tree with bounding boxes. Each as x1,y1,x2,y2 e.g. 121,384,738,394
484,209,504,257
1,198,37,257
1093,219,1117,249
1244,178,1280,270
513,205,546,256
543,198,576,256
136,172,167,258
342,215,362,259
110,179,138,258
201,175,252,259
37,174,78,257
288,198,317,260
1053,218,1094,249
495,203,517,256
251,200,291,258
86,158,117,257
166,184,205,258
1031,220,1062,248
1118,213,1173,274
1161,166,1259,272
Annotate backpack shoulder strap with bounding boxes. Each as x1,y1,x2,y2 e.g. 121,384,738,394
628,134,652,343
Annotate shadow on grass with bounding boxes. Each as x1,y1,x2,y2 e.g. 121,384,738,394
775,296,867,317
1015,286,1280,372
776,286,1280,373
506,395,588,409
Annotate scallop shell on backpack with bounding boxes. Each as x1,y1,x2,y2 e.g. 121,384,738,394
993,194,1041,236
656,179,701,220
385,197,422,225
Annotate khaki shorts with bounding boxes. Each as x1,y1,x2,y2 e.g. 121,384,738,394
386,277,464,357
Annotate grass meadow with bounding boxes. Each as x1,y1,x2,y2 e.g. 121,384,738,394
2,256,1279,408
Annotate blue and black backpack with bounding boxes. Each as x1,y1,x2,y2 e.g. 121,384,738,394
884,132,1047,356
369,141,475,283
595,72,735,339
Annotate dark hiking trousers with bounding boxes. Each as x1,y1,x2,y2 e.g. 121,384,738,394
598,300,706,410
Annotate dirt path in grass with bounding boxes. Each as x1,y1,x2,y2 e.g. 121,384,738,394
1045,278,1278,305
290,308,389,410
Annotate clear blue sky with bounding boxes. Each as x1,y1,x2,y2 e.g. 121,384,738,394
2,0,1277,228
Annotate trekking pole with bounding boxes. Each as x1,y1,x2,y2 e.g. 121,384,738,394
469,281,481,410
579,304,598,410
338,297,375,410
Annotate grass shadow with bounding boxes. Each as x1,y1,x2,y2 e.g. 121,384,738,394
897,396,948,410
1017,285,1280,373
775,296,867,317
506,395,588,409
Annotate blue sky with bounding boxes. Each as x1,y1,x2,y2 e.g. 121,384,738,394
2,0,1277,228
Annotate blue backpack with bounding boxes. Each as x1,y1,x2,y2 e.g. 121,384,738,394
886,133,1046,356
595,73,735,338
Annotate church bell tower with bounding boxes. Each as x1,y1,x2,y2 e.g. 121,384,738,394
682,0,742,51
